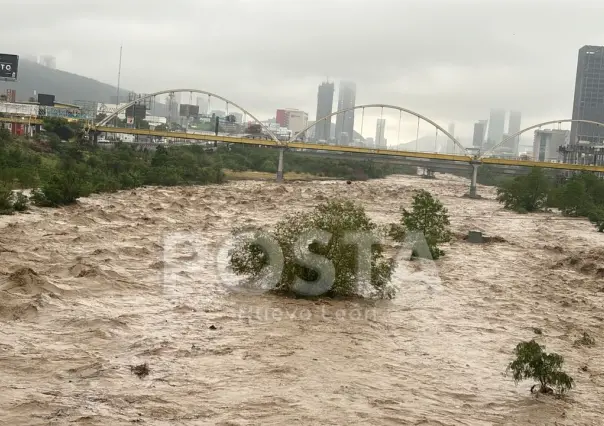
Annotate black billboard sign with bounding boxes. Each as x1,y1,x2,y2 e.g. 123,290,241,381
125,104,146,120
179,104,200,117
38,93,55,106
0,54,19,81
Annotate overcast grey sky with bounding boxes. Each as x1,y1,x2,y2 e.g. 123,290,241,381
2,0,604,145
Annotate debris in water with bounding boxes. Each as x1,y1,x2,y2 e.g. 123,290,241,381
209,325,217,330
130,363,150,378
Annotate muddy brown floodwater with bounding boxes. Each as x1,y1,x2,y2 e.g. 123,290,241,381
0,174,603,425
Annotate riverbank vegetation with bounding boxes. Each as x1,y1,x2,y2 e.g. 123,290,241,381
496,167,604,231
0,120,414,210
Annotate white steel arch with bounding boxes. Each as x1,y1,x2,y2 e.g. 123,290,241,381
482,119,604,159
289,104,466,153
94,88,280,143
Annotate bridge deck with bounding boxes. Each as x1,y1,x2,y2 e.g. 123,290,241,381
1,116,604,172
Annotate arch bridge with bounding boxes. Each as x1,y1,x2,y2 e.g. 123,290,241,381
83,88,604,196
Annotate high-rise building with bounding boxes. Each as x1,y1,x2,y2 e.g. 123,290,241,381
447,122,456,153
335,81,356,144
506,111,522,154
571,45,604,145
486,109,506,149
472,120,487,148
533,129,569,162
375,119,387,149
315,81,334,141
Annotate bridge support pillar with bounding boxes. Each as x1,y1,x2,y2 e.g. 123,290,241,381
468,161,480,198
276,148,284,182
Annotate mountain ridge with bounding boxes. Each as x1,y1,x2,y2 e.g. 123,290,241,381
0,58,130,104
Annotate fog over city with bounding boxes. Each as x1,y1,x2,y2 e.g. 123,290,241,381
2,0,604,142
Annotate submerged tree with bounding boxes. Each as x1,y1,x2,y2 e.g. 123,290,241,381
392,189,452,260
229,199,396,299
507,340,574,396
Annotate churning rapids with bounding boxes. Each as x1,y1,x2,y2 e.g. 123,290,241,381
1,174,603,425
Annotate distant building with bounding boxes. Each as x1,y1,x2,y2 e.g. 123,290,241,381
275,108,308,134
571,45,604,145
447,122,456,153
211,110,226,118
335,81,356,143
338,132,350,146
229,112,243,123
314,81,334,141
276,109,287,127
286,109,309,134
196,96,208,115
486,109,506,149
375,118,387,149
472,120,487,148
364,137,375,148
306,121,316,141
533,129,569,162
505,111,522,154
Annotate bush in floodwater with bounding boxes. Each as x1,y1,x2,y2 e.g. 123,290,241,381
507,340,574,396
12,192,28,212
0,183,14,215
588,208,604,232
574,331,596,347
391,189,452,260
228,199,396,299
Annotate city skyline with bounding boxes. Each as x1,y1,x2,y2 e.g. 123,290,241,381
2,0,602,145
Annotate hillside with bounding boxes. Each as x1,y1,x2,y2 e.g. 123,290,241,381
0,59,130,104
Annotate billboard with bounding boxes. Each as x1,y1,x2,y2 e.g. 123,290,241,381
179,104,199,117
0,54,19,81
125,104,146,120
38,94,55,106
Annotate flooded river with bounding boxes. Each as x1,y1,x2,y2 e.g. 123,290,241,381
0,174,603,425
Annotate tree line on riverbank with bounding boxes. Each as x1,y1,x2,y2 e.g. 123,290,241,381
0,120,415,211
496,168,604,232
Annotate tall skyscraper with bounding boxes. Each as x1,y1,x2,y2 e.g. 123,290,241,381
375,119,387,149
571,45,604,145
315,81,334,141
335,81,356,144
472,120,487,148
506,111,522,154
486,109,506,149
